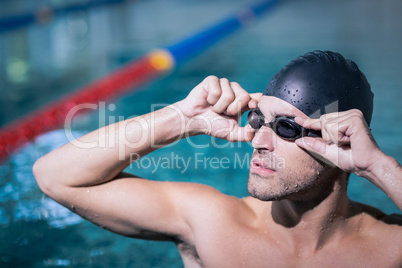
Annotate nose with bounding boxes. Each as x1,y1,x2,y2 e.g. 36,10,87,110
251,126,276,152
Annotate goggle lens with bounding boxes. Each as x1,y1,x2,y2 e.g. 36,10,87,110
274,119,301,139
247,108,320,141
247,108,264,130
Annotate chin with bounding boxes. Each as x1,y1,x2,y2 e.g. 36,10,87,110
247,173,294,201
247,170,323,202
248,186,296,202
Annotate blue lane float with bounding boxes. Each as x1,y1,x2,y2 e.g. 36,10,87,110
165,0,280,65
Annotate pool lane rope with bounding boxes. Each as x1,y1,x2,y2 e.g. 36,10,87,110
0,0,280,161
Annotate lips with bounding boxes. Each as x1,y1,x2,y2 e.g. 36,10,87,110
252,158,275,170
250,157,276,175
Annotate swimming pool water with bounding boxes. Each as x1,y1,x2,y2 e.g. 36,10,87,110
1,0,401,266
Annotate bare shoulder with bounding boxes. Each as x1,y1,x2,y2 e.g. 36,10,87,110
348,200,401,227
169,182,256,245
116,173,254,228
175,182,255,221
344,201,402,264
348,200,402,256
348,200,402,226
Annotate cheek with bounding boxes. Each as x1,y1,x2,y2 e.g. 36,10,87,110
280,143,323,173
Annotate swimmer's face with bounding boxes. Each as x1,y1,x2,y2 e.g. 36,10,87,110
248,96,337,202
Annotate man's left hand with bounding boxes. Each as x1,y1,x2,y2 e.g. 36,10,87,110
294,109,384,178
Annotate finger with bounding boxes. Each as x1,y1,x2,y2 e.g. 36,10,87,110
300,110,359,128
296,115,345,145
320,113,357,146
333,118,354,146
336,110,368,138
250,93,263,102
295,137,328,155
322,109,362,120
226,82,251,116
213,78,235,114
295,117,322,131
227,124,255,142
325,118,355,146
248,93,263,109
295,111,351,131
204,76,222,106
320,127,332,144
323,121,341,145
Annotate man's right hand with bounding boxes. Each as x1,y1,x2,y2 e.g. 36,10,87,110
176,76,261,142
33,75,263,244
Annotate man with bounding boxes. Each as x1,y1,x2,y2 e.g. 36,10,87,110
34,51,402,267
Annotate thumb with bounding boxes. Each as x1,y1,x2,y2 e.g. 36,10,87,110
296,137,327,155
296,137,340,167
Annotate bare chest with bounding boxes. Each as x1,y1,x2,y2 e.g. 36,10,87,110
179,227,402,268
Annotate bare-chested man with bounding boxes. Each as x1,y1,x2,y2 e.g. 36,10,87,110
33,51,402,267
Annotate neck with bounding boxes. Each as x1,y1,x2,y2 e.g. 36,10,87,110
269,173,350,252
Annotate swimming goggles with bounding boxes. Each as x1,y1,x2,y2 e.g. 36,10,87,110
247,108,321,141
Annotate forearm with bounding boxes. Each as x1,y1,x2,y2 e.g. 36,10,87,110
34,103,189,189
363,153,402,211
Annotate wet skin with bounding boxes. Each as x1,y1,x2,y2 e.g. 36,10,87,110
33,77,402,267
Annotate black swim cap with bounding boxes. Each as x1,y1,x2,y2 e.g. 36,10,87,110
264,51,374,125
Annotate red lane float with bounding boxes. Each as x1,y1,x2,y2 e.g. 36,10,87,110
0,50,174,160
0,0,280,161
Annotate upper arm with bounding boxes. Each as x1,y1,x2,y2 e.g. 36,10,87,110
43,172,223,243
